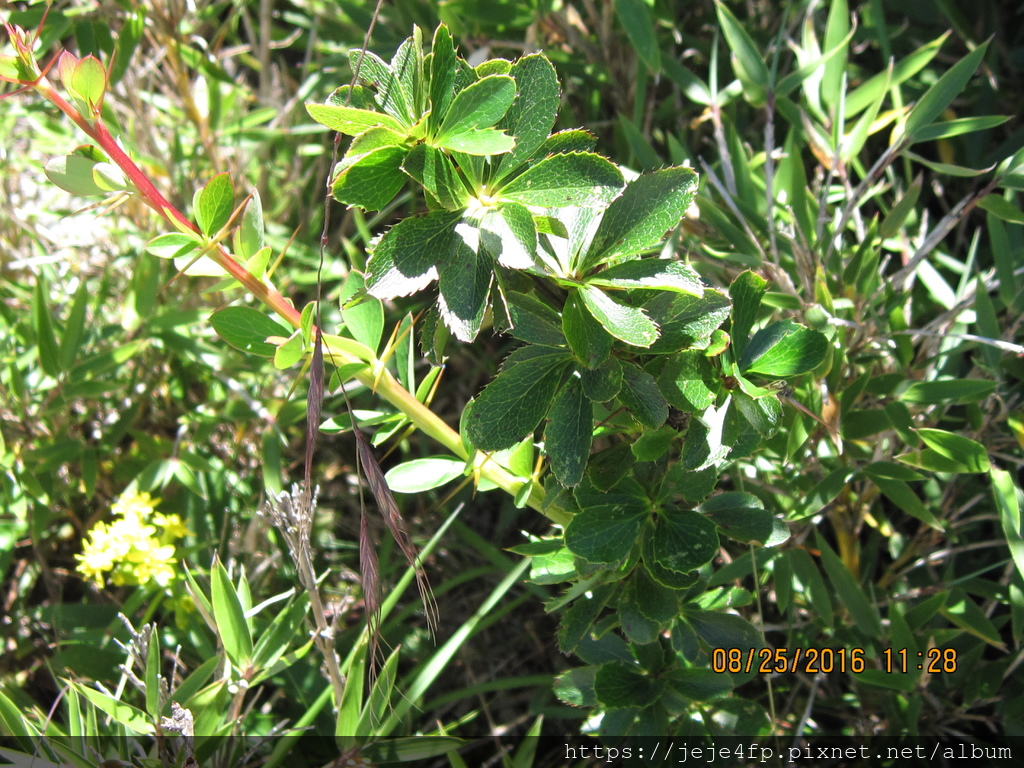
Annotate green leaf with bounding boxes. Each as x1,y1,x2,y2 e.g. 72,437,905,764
554,667,598,707
195,172,235,237
901,41,989,144
71,55,106,113
914,428,990,473
437,227,492,341
273,330,304,369
362,737,465,763
479,202,537,269
631,425,676,462
499,152,623,208
912,115,1009,142
332,145,409,211
211,556,253,667
428,24,456,136
581,357,623,402
402,143,465,210
614,0,660,72
582,166,699,269
72,685,153,735
618,363,668,429
350,48,414,125
728,271,766,359
666,667,733,702
340,273,384,354
44,154,106,196
715,1,769,106
643,289,732,353
845,32,948,116
740,320,829,377
866,473,943,531
145,232,202,260
565,481,648,563
977,194,1024,226
594,662,662,709
236,188,265,259
504,291,565,346
437,128,515,155
366,211,460,298
58,282,90,372
32,278,60,378
700,492,774,544
544,376,593,487
579,284,658,347
651,507,719,572
819,0,849,110
493,54,561,181
437,75,515,140
563,290,612,368
899,378,996,405
305,100,407,135
657,351,716,412
993,468,1024,581
466,346,572,450
385,457,465,492
210,307,289,357
586,259,704,295
535,129,597,156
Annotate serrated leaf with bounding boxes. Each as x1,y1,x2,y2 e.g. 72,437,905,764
195,172,234,237
544,376,593,487
44,154,106,196
305,101,407,135
651,508,719,572
643,289,731,353
535,129,597,156
618,363,668,429
582,167,699,269
493,54,561,181
700,492,774,544
563,290,612,368
586,259,704,295
565,482,648,563
332,144,408,210
210,556,253,667
553,666,598,707
631,566,679,623
402,143,465,210
504,291,565,346
428,24,456,135
437,75,515,140
366,211,460,298
579,284,658,347
580,357,623,402
210,306,290,357
437,224,492,341
500,152,623,208
466,346,572,450
437,128,515,155
350,48,413,125
479,202,537,269
594,662,662,709
740,320,828,377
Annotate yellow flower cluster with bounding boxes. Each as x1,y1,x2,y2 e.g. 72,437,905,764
76,491,191,588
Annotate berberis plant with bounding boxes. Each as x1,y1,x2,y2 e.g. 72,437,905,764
4,2,1022,764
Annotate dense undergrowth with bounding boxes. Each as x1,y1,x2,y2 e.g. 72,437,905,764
2,1,1024,766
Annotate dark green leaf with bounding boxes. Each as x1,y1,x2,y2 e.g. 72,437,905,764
631,425,676,462
210,556,253,667
733,389,781,438
740,320,828,377
480,202,537,269
553,667,598,707
643,289,731,353
466,346,572,450
686,610,764,656
210,307,290,358
500,152,623,208
587,259,704,295
815,532,884,638
700,492,774,544
437,228,492,341
366,211,460,298
614,0,660,72
651,507,719,572
728,271,766,359
565,481,648,563
657,351,716,412
428,24,456,135
594,662,662,709
618,363,668,429
557,586,614,655
493,54,561,181
535,129,597,156
899,378,996,405
666,668,733,701
402,143,465,211
350,48,413,124
545,376,593,487
631,566,679,623
563,290,612,368
504,291,565,346
332,144,408,211
582,167,699,269
579,284,658,347
902,41,989,144
580,357,623,402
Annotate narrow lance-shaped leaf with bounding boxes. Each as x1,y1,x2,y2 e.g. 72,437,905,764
901,40,989,144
